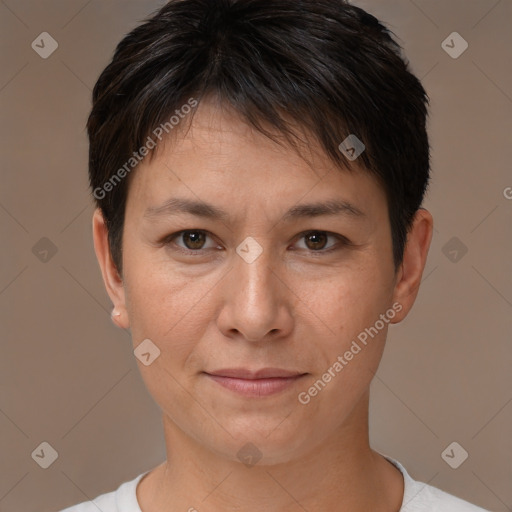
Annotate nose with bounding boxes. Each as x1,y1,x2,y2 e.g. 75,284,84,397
216,244,294,342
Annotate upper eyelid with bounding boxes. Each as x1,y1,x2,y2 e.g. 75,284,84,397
165,229,217,244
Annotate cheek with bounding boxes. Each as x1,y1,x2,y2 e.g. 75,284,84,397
122,264,215,412
296,272,392,427
299,258,394,347
123,257,217,352
292,256,394,411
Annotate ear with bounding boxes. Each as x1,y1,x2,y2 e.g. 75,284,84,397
390,208,433,323
92,208,130,329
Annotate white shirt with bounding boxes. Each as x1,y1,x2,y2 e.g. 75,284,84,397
58,455,490,511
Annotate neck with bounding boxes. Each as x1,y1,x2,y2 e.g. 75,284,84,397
138,391,404,512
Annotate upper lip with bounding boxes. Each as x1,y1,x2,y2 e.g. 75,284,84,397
205,368,306,379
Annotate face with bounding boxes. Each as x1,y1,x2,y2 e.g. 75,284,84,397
95,100,427,465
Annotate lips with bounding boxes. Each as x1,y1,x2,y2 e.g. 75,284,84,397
204,368,307,397
207,368,305,379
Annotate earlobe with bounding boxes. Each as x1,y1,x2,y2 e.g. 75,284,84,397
390,208,433,324
110,306,126,329
92,208,130,329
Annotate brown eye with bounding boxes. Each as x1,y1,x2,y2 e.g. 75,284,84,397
181,230,207,250
293,230,349,253
304,231,328,250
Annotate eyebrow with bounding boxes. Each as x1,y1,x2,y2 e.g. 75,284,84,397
144,197,366,222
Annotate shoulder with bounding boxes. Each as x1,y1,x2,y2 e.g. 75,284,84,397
56,471,147,512
381,455,490,512
401,480,490,511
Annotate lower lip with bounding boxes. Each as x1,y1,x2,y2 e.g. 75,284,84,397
205,374,306,397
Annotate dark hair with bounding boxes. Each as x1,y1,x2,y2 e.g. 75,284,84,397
87,0,430,275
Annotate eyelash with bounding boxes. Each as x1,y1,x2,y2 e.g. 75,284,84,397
160,230,351,256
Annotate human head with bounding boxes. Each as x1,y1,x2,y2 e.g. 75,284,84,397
89,0,433,469
87,0,430,276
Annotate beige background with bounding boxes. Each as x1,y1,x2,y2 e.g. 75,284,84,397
1,0,511,511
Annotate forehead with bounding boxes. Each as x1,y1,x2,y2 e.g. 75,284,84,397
126,101,387,221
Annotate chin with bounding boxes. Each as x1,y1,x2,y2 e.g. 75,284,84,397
206,417,320,467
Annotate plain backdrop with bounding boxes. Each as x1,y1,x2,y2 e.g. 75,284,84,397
0,0,511,510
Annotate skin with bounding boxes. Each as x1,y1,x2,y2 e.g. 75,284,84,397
93,99,433,511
